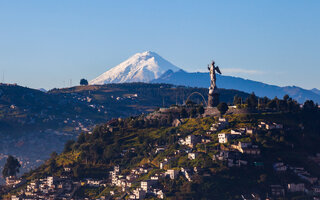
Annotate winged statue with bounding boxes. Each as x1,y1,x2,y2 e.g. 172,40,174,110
208,60,221,91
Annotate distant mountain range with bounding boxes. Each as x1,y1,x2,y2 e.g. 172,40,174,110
152,70,320,104
91,51,320,103
311,88,320,95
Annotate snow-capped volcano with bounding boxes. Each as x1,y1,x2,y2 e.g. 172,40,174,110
90,51,181,85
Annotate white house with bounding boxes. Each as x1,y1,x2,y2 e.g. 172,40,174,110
141,180,157,191
188,153,197,160
219,117,228,123
131,188,146,199
153,189,164,199
172,119,182,127
218,133,231,144
11,195,20,200
165,169,179,180
185,135,198,147
231,129,244,135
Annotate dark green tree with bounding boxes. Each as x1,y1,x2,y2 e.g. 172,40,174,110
283,94,290,102
246,92,258,109
80,78,88,86
303,100,316,112
233,95,242,105
217,102,229,116
186,100,196,107
189,108,197,118
267,99,277,110
2,155,21,178
50,152,58,159
197,106,205,115
73,165,81,178
167,114,173,124
63,140,75,153
180,108,188,118
77,133,86,144
260,96,270,109
48,159,57,174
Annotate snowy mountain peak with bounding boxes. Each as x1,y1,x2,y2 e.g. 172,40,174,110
90,51,181,85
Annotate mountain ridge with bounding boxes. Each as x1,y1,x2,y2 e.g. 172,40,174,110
152,69,320,103
311,88,320,95
90,51,320,103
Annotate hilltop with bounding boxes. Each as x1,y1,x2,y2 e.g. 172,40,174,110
0,83,249,183
4,99,320,199
0,83,105,135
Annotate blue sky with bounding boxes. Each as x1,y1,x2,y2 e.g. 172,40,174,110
0,1,319,90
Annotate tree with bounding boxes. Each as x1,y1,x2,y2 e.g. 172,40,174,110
303,100,316,112
283,94,290,102
217,102,228,116
77,133,86,144
73,165,81,178
63,140,75,153
278,99,288,112
50,152,58,159
180,108,188,118
233,95,242,105
246,92,258,109
197,106,205,115
189,108,197,118
260,96,270,109
258,174,268,184
267,99,277,110
80,78,88,86
2,155,21,178
48,159,57,174
186,100,196,107
167,114,173,124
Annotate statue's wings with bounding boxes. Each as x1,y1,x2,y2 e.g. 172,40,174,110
216,66,222,74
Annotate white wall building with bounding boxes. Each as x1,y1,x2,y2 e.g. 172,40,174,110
218,133,231,144
188,153,197,160
165,169,179,180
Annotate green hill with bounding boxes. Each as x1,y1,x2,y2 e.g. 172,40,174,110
10,105,320,199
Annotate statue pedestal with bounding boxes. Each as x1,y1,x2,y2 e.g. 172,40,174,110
208,92,219,107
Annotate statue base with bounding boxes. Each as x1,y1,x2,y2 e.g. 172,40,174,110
208,92,220,107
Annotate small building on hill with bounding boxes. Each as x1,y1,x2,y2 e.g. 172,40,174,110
188,153,197,160
165,169,179,180
185,135,200,148
218,133,231,144
172,119,182,127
